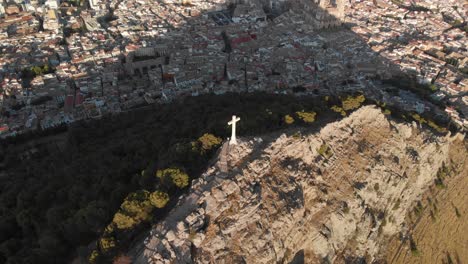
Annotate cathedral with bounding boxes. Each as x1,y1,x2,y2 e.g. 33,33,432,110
298,0,346,28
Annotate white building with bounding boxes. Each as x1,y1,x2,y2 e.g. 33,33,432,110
0,3,5,17
45,0,59,9
22,0,35,12
89,0,101,10
43,9,60,32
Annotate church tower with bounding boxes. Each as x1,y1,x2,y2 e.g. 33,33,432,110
306,0,346,29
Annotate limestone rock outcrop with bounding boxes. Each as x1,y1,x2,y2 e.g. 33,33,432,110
133,106,464,263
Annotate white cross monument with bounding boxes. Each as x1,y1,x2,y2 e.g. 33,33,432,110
228,115,240,145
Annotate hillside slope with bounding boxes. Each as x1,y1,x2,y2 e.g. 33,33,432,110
131,106,466,263
384,138,467,264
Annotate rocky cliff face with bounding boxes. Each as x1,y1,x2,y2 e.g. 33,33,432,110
133,106,465,264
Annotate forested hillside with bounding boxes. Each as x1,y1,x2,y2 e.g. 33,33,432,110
0,93,347,263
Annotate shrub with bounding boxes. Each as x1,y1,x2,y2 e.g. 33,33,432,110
150,191,170,208
88,249,99,264
331,105,346,116
22,64,55,78
410,237,420,257
317,144,333,159
104,224,114,234
343,206,350,214
427,120,447,133
434,168,446,189
292,131,301,139
381,217,387,226
411,247,421,257
434,178,445,189
454,206,461,218
342,202,350,214
99,236,116,253
295,111,317,123
284,115,295,124
428,84,438,91
413,201,423,217
436,166,449,181
445,253,454,264
342,94,365,111
411,113,427,125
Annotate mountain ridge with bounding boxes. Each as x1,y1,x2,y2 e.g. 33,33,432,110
130,105,466,263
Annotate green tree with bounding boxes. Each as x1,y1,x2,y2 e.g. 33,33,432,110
342,94,365,111
197,133,222,152
120,190,153,222
172,172,189,188
112,212,136,230
31,66,43,76
156,168,190,188
110,190,154,230
331,105,346,116
149,191,169,208
99,236,116,253
284,115,295,124
295,111,316,123
88,249,99,264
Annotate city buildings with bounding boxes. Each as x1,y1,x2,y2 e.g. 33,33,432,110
0,0,466,138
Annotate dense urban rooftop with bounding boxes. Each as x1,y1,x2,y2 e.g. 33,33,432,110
0,0,467,137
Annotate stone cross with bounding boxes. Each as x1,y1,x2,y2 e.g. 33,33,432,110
228,115,240,145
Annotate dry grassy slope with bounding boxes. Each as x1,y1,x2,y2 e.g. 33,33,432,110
384,138,468,264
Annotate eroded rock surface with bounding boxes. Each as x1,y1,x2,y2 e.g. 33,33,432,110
133,106,465,264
